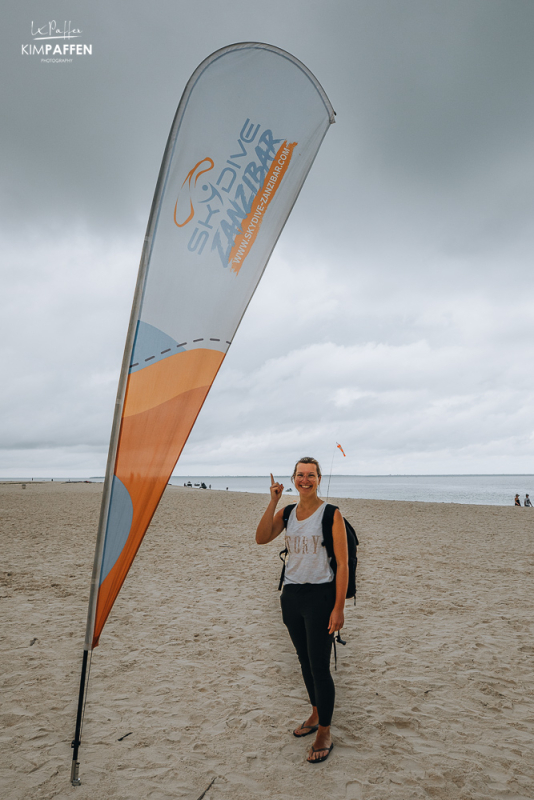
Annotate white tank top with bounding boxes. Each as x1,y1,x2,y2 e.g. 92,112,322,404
283,502,334,585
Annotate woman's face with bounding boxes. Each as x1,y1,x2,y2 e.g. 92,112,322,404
294,463,320,496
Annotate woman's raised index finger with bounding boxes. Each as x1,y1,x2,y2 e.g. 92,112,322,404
270,473,275,485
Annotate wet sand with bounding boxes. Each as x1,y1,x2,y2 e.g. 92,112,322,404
1,481,534,799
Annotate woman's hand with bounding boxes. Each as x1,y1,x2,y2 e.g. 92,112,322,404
328,606,344,635
270,473,284,503
255,475,286,544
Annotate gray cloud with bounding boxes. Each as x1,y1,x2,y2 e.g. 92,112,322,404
2,0,534,476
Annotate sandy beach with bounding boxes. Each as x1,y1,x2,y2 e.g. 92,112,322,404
1,481,534,799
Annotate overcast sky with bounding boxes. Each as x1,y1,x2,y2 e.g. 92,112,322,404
2,0,534,477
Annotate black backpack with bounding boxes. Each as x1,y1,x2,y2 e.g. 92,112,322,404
278,503,358,600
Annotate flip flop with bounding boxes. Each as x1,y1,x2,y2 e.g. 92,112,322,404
293,723,319,738
307,743,334,763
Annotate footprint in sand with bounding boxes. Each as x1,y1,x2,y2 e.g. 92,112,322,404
383,716,420,738
345,780,363,799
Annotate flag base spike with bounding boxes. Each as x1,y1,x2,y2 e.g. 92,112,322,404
70,759,81,785
70,648,90,786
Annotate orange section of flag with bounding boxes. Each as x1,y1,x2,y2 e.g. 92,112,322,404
229,140,297,274
122,348,224,418
336,443,346,457
92,348,225,647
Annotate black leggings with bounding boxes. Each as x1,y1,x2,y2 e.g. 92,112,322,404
280,582,335,727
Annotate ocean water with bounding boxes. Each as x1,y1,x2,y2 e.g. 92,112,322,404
169,474,534,507
5,474,533,506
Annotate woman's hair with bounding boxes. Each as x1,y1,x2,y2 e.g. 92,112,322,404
291,457,322,482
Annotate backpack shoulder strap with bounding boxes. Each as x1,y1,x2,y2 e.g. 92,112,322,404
321,503,338,559
278,504,295,591
282,503,296,528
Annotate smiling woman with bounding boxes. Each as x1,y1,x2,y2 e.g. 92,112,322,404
255,457,348,764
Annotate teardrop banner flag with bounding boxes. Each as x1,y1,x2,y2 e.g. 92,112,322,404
71,42,334,784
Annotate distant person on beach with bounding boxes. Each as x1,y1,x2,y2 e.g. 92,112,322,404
515,494,521,506
255,457,348,764
525,494,532,507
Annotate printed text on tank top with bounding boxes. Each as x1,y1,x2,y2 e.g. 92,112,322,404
283,502,334,585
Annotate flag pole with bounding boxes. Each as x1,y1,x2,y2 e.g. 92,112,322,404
326,442,346,499
326,445,336,500
68,93,179,784
70,650,90,784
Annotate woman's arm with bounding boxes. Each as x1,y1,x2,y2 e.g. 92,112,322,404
328,509,349,634
255,474,286,544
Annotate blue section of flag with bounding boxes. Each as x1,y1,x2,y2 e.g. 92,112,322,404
129,321,186,374
99,476,134,585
